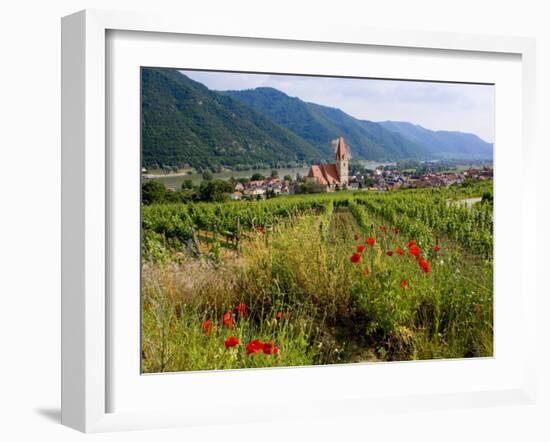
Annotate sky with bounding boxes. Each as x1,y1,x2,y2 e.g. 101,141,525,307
180,70,495,143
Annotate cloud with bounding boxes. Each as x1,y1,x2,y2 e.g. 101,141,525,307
180,70,494,142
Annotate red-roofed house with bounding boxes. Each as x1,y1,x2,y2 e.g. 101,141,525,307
306,137,349,190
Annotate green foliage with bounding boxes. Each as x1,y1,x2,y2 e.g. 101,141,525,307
181,179,194,190
141,180,166,204
198,179,233,202
250,173,265,181
296,181,325,194
141,69,323,170
482,191,493,205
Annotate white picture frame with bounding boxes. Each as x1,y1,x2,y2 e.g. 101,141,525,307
61,9,537,433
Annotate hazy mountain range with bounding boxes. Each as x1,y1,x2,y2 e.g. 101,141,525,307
141,68,493,170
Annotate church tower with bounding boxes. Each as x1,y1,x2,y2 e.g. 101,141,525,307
335,137,349,186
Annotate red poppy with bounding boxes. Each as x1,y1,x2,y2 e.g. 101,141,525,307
401,279,408,289
350,253,362,264
419,258,431,273
224,336,239,348
354,234,360,241
276,311,283,320
246,339,264,355
361,267,369,277
258,226,265,234
234,303,247,317
433,245,441,252
223,311,235,328
202,319,212,334
408,240,417,248
366,237,375,246
386,250,393,257
273,346,280,355
262,341,276,354
356,245,365,253
409,244,421,258
396,247,404,256
380,226,387,233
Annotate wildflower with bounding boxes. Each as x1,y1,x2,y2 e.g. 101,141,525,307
409,244,420,258
433,245,441,252
361,267,369,277
234,303,247,318
202,319,212,333
408,240,417,248
276,311,283,320
262,341,276,354
380,226,387,233
396,247,404,256
366,237,375,246
386,250,393,257
223,311,235,328
354,234,360,241
356,245,365,253
419,258,431,273
401,279,408,289
393,228,399,234
257,226,265,234
350,253,362,264
246,339,264,355
273,346,280,355
224,336,239,348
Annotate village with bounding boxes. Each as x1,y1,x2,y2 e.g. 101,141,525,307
228,165,493,200
229,137,493,200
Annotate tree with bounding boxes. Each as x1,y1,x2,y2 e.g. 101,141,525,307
296,181,324,194
283,175,292,182
198,179,233,201
271,169,279,178
202,170,214,181
250,173,265,181
142,180,166,204
363,176,374,188
181,179,194,190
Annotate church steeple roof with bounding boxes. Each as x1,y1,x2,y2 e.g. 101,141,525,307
335,137,348,161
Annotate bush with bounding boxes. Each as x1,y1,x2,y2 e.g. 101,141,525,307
198,179,234,201
142,180,166,204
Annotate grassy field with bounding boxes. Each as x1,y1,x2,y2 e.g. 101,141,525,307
141,182,493,373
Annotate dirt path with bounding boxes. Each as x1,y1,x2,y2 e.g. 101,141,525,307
327,208,361,246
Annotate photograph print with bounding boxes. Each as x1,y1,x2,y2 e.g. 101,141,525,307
140,68,494,373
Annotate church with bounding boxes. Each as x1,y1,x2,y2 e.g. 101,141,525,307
306,137,349,191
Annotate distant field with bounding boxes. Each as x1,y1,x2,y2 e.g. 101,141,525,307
141,181,493,372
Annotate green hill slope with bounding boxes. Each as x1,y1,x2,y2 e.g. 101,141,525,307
141,69,324,170
224,87,431,161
